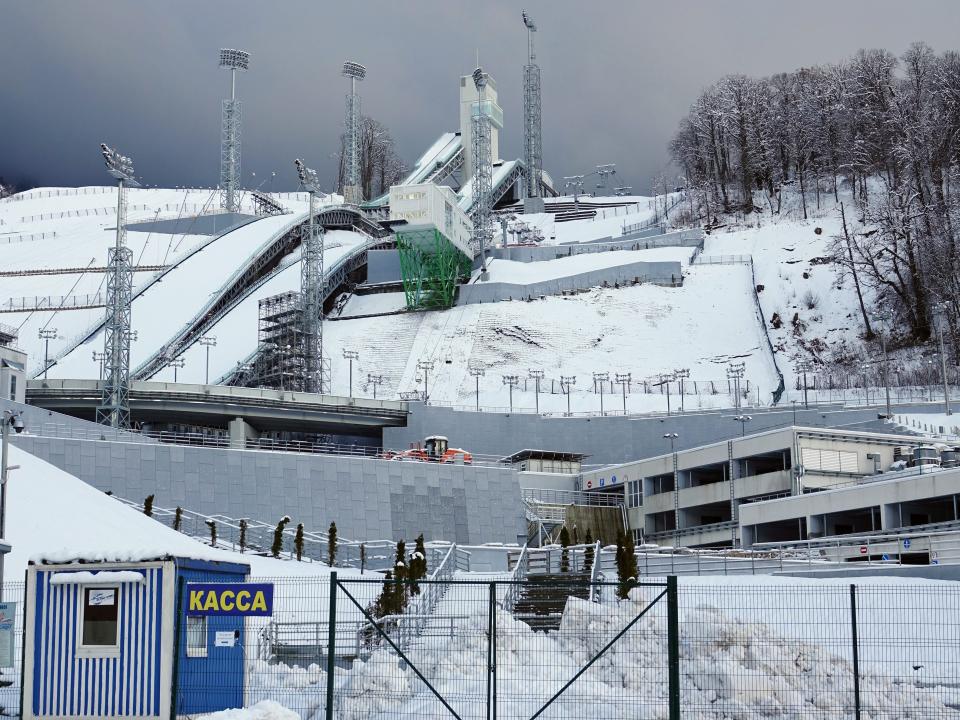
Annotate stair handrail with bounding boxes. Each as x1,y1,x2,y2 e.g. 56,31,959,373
589,540,603,603
404,543,458,646
502,543,529,613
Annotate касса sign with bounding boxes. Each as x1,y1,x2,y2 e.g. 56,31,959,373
186,583,274,616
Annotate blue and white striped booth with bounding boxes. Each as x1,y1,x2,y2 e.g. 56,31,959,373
23,556,251,720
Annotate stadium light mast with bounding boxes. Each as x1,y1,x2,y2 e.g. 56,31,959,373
97,143,139,429
471,66,494,272
219,48,250,213
295,158,327,394
342,61,367,205
521,9,544,212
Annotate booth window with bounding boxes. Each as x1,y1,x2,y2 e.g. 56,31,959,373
186,616,208,657
80,587,119,648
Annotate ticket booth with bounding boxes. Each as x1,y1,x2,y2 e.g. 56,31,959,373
22,555,259,719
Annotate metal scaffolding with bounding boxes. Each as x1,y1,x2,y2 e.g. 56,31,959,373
219,49,249,213
295,158,327,394
395,227,472,310
470,67,493,267
96,144,139,428
522,10,543,201
342,61,366,205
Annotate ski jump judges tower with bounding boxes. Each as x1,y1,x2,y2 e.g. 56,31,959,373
219,48,249,213
390,184,473,309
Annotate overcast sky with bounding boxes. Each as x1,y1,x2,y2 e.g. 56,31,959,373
3,0,960,193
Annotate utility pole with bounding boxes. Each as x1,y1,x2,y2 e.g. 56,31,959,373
417,360,434,402
38,328,57,379
502,374,519,413
733,414,752,437
1,410,25,590
199,336,217,385
593,371,609,415
528,368,544,414
470,367,485,411
92,351,107,382
615,372,631,414
663,432,679,544
167,356,185,383
871,310,893,418
674,368,690,413
560,376,576,416
366,373,384,399
727,362,745,411
934,303,953,416
343,349,359,398
659,372,675,415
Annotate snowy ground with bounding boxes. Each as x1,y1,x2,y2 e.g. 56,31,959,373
893,412,960,439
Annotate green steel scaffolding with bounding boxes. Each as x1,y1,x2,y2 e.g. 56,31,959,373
395,226,472,310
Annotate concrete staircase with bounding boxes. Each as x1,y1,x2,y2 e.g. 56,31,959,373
512,571,591,631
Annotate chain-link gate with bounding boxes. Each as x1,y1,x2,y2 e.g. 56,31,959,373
328,574,679,720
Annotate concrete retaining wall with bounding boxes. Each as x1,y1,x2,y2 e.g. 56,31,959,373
492,229,702,263
457,260,682,305
11,433,526,545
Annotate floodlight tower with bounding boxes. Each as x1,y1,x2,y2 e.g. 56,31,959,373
521,9,544,212
471,66,494,271
342,61,367,205
219,48,250,213
295,158,326,394
97,143,139,428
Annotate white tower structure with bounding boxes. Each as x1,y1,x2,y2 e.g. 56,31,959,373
342,61,366,205
97,143,139,428
219,48,249,213
295,158,327,394
470,67,495,271
522,10,544,212
460,70,502,181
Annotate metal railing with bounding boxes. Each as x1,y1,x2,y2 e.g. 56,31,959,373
502,544,529,612
692,254,753,265
522,487,623,507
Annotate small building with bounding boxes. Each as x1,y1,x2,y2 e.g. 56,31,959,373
23,555,255,720
0,323,26,404
503,449,587,475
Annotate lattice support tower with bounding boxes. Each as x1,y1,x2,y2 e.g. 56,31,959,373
219,49,249,213
96,144,139,428
342,61,366,205
470,67,493,268
522,10,543,201
295,159,328,394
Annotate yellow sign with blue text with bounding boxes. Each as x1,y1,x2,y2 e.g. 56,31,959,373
186,583,273,616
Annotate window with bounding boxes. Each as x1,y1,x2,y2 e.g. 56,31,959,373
628,480,643,508
186,615,208,657
8,375,14,401
80,587,119,648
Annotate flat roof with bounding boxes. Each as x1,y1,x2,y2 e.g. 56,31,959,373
502,449,589,463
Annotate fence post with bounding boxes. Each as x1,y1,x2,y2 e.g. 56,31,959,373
490,581,497,720
325,572,338,720
667,576,681,720
850,584,861,720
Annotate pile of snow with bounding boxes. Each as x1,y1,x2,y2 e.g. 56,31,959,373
326,584,959,719
196,700,300,720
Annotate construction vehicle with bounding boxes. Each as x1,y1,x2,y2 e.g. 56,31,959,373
385,435,473,464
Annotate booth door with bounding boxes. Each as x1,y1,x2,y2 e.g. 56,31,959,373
174,571,245,715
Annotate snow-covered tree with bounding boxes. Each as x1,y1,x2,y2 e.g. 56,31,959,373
271,515,291,559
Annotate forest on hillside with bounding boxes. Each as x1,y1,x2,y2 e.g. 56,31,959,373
670,43,960,352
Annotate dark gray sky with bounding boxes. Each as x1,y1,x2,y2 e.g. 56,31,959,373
3,0,960,193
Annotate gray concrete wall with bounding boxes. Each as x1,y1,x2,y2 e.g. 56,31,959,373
10,433,525,545
366,249,403,283
457,260,682,305
492,229,701,263
386,402,935,468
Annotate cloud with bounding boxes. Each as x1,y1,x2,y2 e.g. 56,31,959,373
2,0,958,192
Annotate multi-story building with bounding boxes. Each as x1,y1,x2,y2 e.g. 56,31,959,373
0,322,26,403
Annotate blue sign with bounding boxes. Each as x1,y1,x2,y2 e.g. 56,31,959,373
611,475,617,484
881,553,889,561
903,538,911,549
187,583,273,616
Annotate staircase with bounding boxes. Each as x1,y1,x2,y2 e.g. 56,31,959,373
512,571,592,631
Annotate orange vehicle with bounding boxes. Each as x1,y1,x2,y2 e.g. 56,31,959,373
391,435,473,464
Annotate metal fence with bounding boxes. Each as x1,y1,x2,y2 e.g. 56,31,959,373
2,582,24,719
166,574,960,719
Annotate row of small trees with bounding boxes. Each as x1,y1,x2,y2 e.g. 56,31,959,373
557,526,638,600
143,495,342,564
